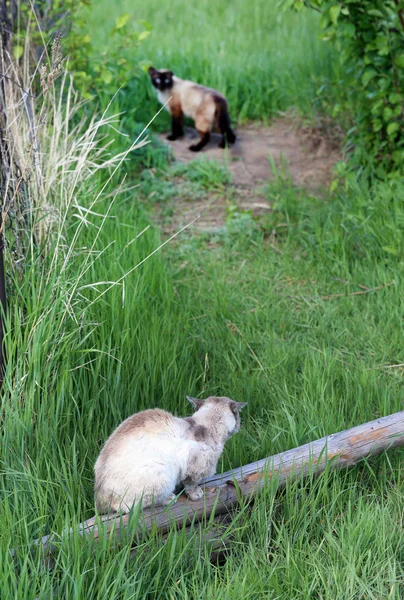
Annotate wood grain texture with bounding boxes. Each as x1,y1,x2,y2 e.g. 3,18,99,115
35,410,404,558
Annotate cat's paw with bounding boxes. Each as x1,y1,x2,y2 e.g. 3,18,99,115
188,144,201,152
167,134,178,141
162,493,177,506
186,486,204,501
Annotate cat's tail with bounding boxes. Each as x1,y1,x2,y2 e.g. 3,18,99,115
215,98,236,144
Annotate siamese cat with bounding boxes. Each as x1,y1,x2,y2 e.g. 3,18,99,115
94,396,247,514
149,66,236,152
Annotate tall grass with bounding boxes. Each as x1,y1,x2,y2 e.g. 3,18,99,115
82,0,343,127
1,2,404,598
2,158,404,597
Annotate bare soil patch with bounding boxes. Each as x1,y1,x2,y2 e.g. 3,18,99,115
155,118,340,233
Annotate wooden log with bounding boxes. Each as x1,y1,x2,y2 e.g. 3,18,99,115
34,410,404,558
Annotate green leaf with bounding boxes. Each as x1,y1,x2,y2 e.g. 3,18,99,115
330,178,338,193
393,104,403,117
372,119,383,132
340,22,355,37
138,19,152,31
392,149,404,163
139,60,153,72
101,70,113,85
395,54,404,68
377,77,390,92
382,246,398,255
138,30,151,41
387,122,399,137
13,45,23,59
375,35,389,56
370,100,383,115
320,14,330,28
361,68,377,87
389,93,403,104
383,107,393,122
367,9,383,17
115,13,130,30
329,5,341,25
319,32,334,41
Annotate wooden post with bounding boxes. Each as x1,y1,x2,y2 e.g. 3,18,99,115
0,228,6,382
0,0,12,384
33,409,404,560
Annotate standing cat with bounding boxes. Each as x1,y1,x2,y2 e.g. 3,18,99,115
149,66,236,152
94,396,246,514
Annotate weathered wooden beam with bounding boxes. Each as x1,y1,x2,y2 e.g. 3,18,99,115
35,410,404,558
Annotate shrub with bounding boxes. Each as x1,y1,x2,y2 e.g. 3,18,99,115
284,0,404,173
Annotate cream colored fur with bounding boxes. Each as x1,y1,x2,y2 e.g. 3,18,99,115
94,396,246,514
157,76,219,133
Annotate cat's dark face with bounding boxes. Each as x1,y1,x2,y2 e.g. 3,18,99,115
148,67,174,91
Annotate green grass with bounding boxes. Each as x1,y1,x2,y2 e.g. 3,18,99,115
82,0,344,128
1,0,404,598
1,165,404,597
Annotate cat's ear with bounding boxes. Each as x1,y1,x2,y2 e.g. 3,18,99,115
186,396,205,410
230,401,248,414
166,70,173,79
148,66,156,75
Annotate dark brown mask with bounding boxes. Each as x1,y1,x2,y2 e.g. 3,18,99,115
148,66,174,91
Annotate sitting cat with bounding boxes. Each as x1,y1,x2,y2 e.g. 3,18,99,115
94,395,246,514
149,66,236,152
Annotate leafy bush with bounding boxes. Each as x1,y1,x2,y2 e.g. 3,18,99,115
285,0,404,172
12,1,150,100
68,12,152,99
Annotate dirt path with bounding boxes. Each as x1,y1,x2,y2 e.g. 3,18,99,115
155,118,340,233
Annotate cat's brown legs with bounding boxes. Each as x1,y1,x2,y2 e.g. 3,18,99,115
218,125,236,149
189,131,210,152
167,112,184,141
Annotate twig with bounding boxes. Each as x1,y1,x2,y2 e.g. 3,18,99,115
331,278,370,291
319,281,395,301
393,0,404,31
274,281,395,304
0,71,36,97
